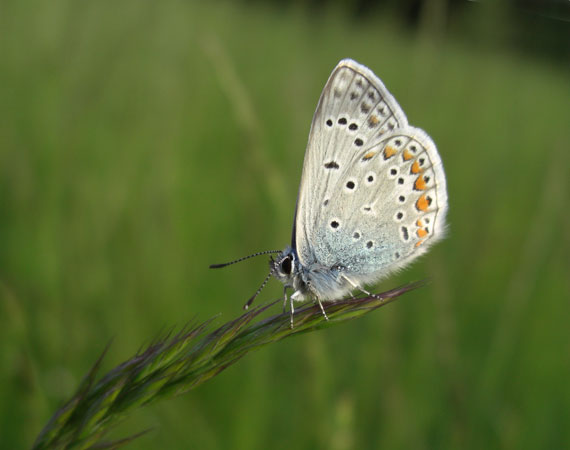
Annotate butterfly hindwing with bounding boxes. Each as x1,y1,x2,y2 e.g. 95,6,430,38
313,128,448,285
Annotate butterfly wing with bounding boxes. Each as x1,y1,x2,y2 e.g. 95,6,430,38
293,59,447,295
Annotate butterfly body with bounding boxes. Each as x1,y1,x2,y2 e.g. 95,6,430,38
272,59,448,306
270,246,351,301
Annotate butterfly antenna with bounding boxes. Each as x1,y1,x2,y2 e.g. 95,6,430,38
209,250,282,269
243,271,272,310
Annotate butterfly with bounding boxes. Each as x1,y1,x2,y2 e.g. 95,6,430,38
212,59,448,327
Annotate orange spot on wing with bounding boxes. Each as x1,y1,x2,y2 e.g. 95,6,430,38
403,149,413,161
417,228,428,238
384,146,397,159
362,151,376,160
368,115,379,126
416,195,429,212
414,175,427,191
415,240,424,247
411,161,421,174
416,219,423,227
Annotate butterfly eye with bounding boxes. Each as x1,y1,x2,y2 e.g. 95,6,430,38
280,256,292,275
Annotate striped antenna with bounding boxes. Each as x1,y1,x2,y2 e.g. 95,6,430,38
209,250,282,269
243,271,272,310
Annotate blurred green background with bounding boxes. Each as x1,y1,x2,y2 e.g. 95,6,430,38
1,0,569,448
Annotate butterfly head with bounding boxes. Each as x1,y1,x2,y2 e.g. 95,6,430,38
270,247,299,287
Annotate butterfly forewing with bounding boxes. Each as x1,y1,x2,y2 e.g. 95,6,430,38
295,60,408,265
294,60,447,289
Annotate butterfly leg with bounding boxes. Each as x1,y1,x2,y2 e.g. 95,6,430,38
342,275,377,298
316,297,329,321
286,288,296,329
